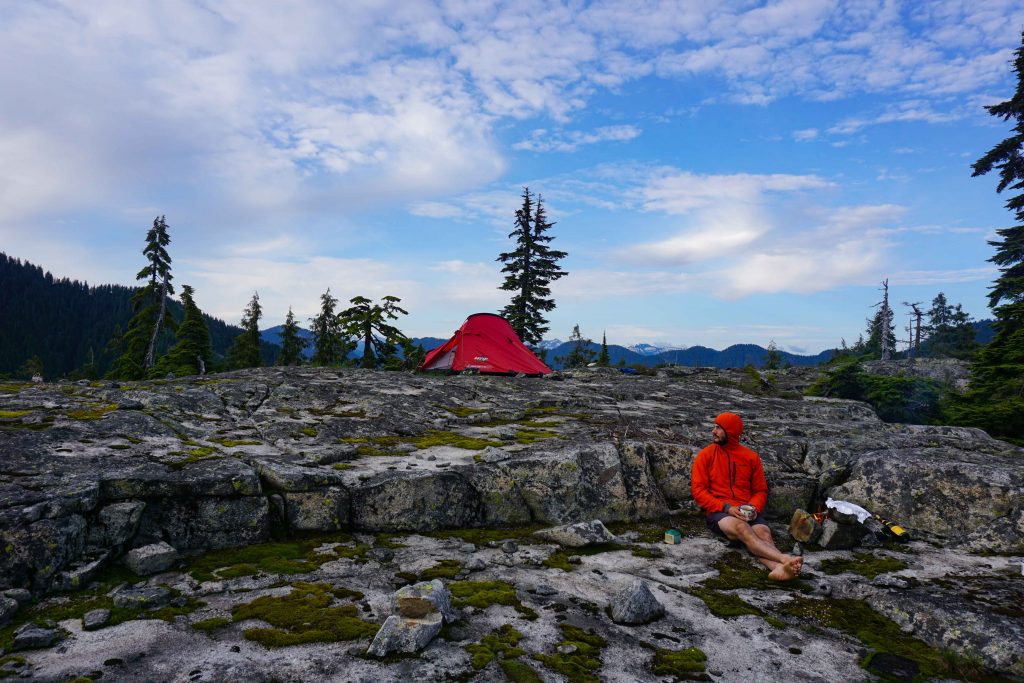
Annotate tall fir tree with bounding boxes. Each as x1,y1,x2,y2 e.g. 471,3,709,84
227,292,263,369
764,340,781,370
863,305,895,359
151,285,212,377
497,188,568,347
597,331,610,366
109,216,175,379
950,31,1024,443
277,307,308,366
309,289,350,366
339,295,408,369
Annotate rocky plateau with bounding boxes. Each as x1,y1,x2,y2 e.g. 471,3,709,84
0,365,1021,682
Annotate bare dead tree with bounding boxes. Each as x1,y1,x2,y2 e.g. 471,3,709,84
902,301,923,357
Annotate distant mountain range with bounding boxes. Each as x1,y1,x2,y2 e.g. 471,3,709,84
259,327,832,369
1,250,994,378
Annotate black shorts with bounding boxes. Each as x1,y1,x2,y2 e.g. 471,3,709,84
706,511,768,538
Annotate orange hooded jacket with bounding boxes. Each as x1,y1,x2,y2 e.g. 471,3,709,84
690,412,769,516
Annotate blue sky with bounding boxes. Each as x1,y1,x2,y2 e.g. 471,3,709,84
2,1,1022,354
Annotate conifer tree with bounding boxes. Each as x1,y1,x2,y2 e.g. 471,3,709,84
309,289,350,366
864,305,895,359
597,331,610,366
339,295,408,369
560,324,596,368
497,188,568,347
226,292,263,369
277,308,307,366
151,285,212,377
950,31,1024,443
764,340,781,370
923,293,976,359
109,216,175,379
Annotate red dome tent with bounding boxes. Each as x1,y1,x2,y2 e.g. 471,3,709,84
418,313,551,375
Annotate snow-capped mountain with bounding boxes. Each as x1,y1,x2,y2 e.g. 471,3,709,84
536,339,563,350
626,342,688,356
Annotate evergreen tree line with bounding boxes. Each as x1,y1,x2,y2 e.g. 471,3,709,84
0,251,258,380
100,219,426,379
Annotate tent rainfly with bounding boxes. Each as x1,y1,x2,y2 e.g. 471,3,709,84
418,313,551,375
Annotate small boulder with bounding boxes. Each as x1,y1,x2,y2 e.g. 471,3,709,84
533,519,616,548
465,558,486,572
609,579,665,625
478,446,510,462
394,580,457,623
366,613,442,657
112,586,171,610
82,608,111,631
12,623,59,651
818,519,867,550
123,542,179,576
0,596,19,628
3,589,31,606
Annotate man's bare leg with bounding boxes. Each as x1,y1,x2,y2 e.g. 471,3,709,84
717,517,802,581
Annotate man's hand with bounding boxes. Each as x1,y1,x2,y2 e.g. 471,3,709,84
727,506,747,520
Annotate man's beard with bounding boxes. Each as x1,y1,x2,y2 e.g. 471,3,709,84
713,433,728,445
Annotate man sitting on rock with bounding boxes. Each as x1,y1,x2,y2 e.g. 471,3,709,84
691,412,803,581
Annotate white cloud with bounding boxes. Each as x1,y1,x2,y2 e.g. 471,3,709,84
889,267,996,286
793,128,819,141
409,202,466,219
640,172,830,214
513,125,641,153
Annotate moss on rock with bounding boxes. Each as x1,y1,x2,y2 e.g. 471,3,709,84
231,581,377,647
533,623,606,683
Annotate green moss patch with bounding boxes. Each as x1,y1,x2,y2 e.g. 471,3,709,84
331,463,353,471
689,587,766,620
341,430,502,457
442,405,489,418
67,403,117,420
298,426,318,438
419,559,463,580
649,646,709,681
210,438,262,447
0,410,32,419
184,534,363,582
0,384,29,394
0,579,204,652
819,553,909,579
231,582,377,647
533,623,606,683
166,446,220,469
449,580,537,620
192,616,232,633
465,624,526,669
0,656,26,679
780,596,1011,682
514,428,561,444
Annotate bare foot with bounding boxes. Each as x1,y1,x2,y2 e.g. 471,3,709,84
768,556,803,581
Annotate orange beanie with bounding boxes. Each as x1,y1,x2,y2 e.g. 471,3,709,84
714,412,744,440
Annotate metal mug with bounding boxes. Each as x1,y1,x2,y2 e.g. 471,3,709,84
739,504,756,521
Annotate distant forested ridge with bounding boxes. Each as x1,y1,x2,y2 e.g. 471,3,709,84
0,253,271,378
546,341,834,370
